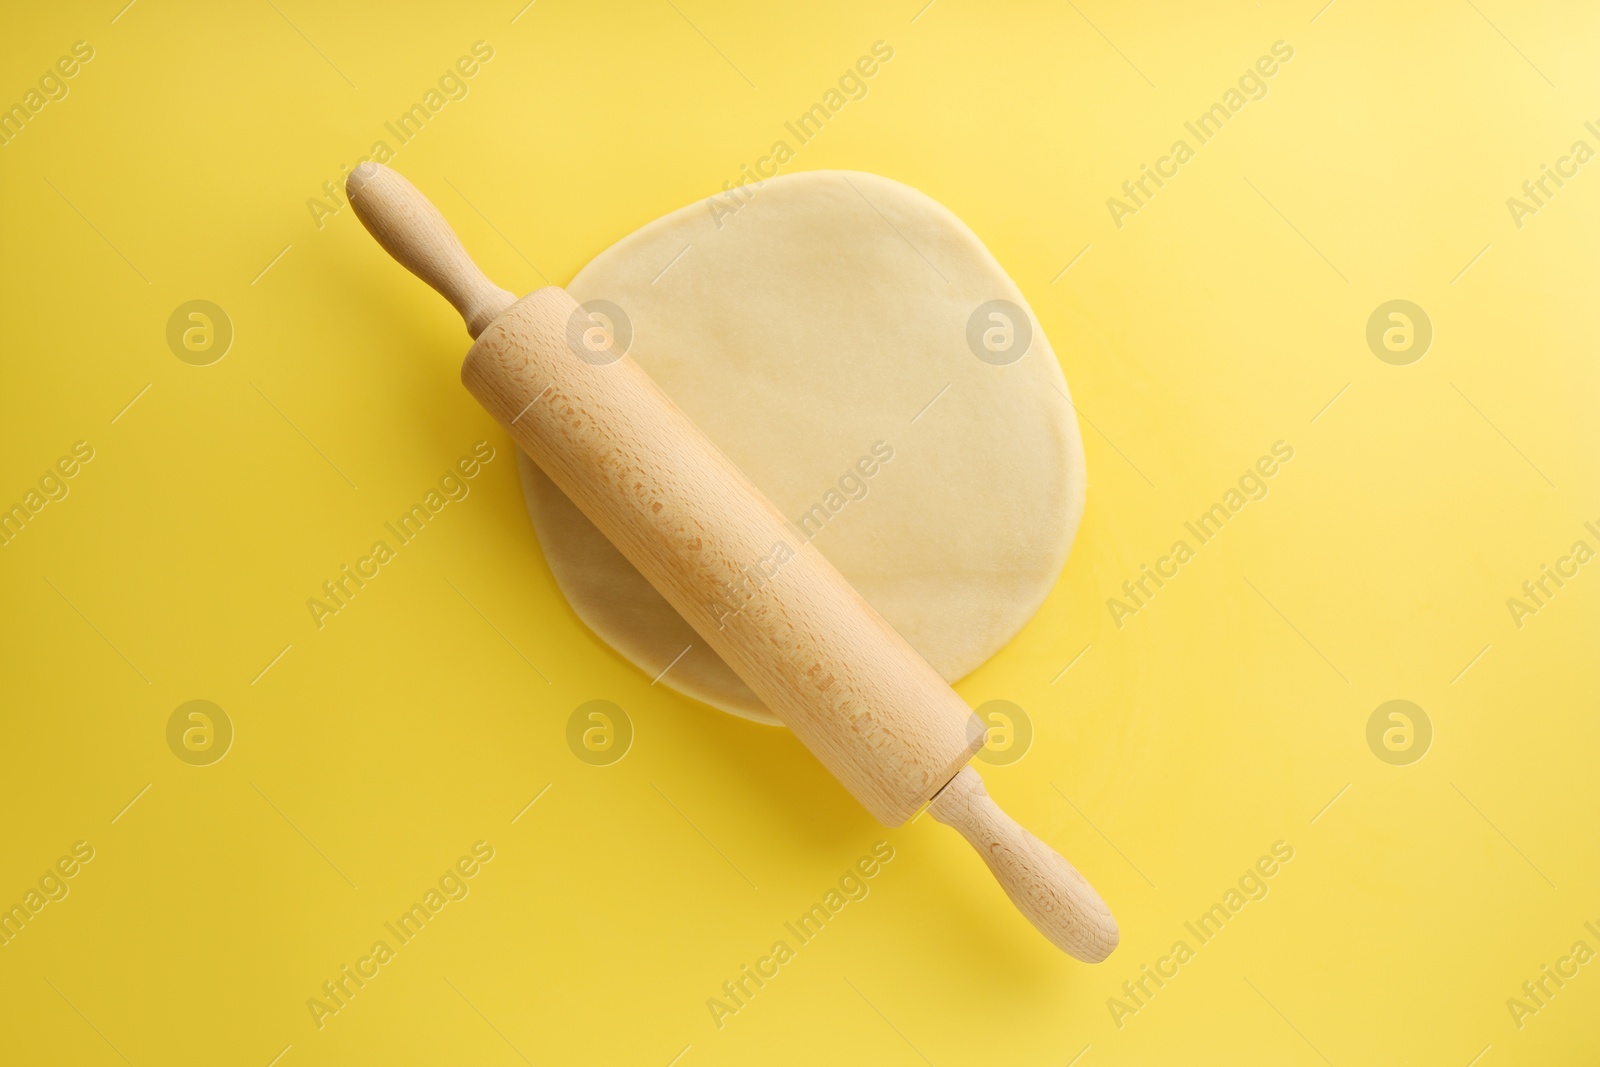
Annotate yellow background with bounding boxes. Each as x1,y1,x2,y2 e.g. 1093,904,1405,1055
2,1,1597,1064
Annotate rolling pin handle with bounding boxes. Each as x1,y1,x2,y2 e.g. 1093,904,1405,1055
346,162,517,339
347,163,1120,962
928,766,1119,963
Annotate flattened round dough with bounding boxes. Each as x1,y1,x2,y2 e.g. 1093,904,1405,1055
519,170,1085,723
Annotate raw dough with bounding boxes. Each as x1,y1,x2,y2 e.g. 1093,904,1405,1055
519,170,1085,723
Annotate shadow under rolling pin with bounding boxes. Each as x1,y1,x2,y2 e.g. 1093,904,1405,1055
346,162,1118,963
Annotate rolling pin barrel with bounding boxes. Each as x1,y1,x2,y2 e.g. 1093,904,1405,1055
462,285,985,825
347,162,1118,962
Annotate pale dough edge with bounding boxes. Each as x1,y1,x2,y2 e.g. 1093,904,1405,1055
517,170,1086,724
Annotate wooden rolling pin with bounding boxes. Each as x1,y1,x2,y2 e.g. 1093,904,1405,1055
347,162,1118,962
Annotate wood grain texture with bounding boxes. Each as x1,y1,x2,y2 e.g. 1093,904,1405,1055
929,766,1119,962
462,287,986,825
346,163,1118,961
